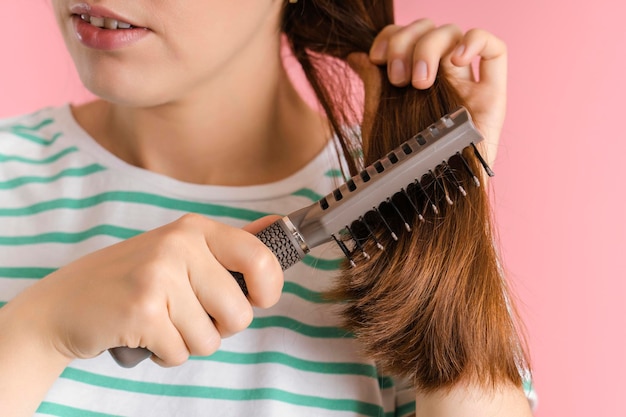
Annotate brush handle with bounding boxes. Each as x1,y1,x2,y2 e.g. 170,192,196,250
108,218,308,368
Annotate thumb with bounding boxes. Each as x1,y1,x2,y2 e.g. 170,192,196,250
243,215,282,235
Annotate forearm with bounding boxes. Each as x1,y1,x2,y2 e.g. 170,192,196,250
0,301,72,417
414,382,533,417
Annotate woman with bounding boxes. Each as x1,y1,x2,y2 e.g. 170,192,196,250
0,0,533,415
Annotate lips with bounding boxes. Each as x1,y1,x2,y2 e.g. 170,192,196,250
69,2,144,27
68,3,150,50
78,13,134,30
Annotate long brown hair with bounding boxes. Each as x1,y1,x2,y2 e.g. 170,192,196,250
281,0,529,392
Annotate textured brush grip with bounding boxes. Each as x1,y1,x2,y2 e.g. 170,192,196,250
231,220,306,295
109,218,307,368
256,220,306,270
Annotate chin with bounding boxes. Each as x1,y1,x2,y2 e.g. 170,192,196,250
71,56,169,107
79,75,169,107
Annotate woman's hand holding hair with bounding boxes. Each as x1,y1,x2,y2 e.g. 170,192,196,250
368,19,507,166
0,214,283,416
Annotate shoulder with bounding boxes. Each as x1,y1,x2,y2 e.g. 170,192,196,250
0,105,70,138
0,105,85,183
0,106,64,129
0,105,75,152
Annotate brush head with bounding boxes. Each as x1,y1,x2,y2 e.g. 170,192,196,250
288,107,485,253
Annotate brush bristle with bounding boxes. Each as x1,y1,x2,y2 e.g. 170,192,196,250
327,147,526,391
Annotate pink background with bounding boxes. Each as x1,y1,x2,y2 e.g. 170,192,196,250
1,1,624,416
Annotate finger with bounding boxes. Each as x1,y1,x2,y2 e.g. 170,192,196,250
369,24,403,63
243,215,282,234
167,261,224,354
374,19,436,86
144,312,190,367
409,23,464,89
115,260,191,367
189,251,254,338
149,336,189,367
451,28,507,90
202,219,283,309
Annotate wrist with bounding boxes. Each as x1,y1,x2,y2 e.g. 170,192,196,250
0,298,72,416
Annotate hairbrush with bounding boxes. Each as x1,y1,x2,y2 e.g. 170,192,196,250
109,106,491,367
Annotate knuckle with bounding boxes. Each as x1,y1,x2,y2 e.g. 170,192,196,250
465,27,493,43
252,244,281,273
161,349,190,368
419,24,459,46
215,307,254,337
155,215,205,255
231,304,254,331
176,212,207,228
466,27,486,37
386,32,413,54
248,248,283,307
440,23,463,37
250,274,283,309
129,261,168,292
385,22,428,54
126,286,162,324
376,24,401,39
194,332,222,357
410,18,435,30
152,230,185,257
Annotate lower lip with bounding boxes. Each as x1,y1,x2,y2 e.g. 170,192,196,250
72,16,150,51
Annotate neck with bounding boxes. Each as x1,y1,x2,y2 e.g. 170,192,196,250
73,44,328,186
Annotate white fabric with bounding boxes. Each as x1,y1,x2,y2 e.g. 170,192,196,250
0,106,417,417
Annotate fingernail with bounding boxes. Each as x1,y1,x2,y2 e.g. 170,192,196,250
370,40,387,61
454,44,465,57
414,60,428,81
390,59,406,84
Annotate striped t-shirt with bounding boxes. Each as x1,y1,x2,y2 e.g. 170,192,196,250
0,105,418,417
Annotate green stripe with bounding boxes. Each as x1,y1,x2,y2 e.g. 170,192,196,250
0,267,54,278
0,240,338,278
282,281,328,303
194,351,395,390
350,148,364,159
291,188,323,202
0,191,270,221
60,367,384,416
523,378,535,396
193,350,377,378
0,164,106,189
0,225,141,245
396,400,417,416
302,254,343,271
324,168,344,178
0,266,332,306
249,316,351,339
0,146,78,164
0,270,347,339
5,118,55,132
37,402,122,417
0,265,329,305
0,268,331,304
9,130,62,146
